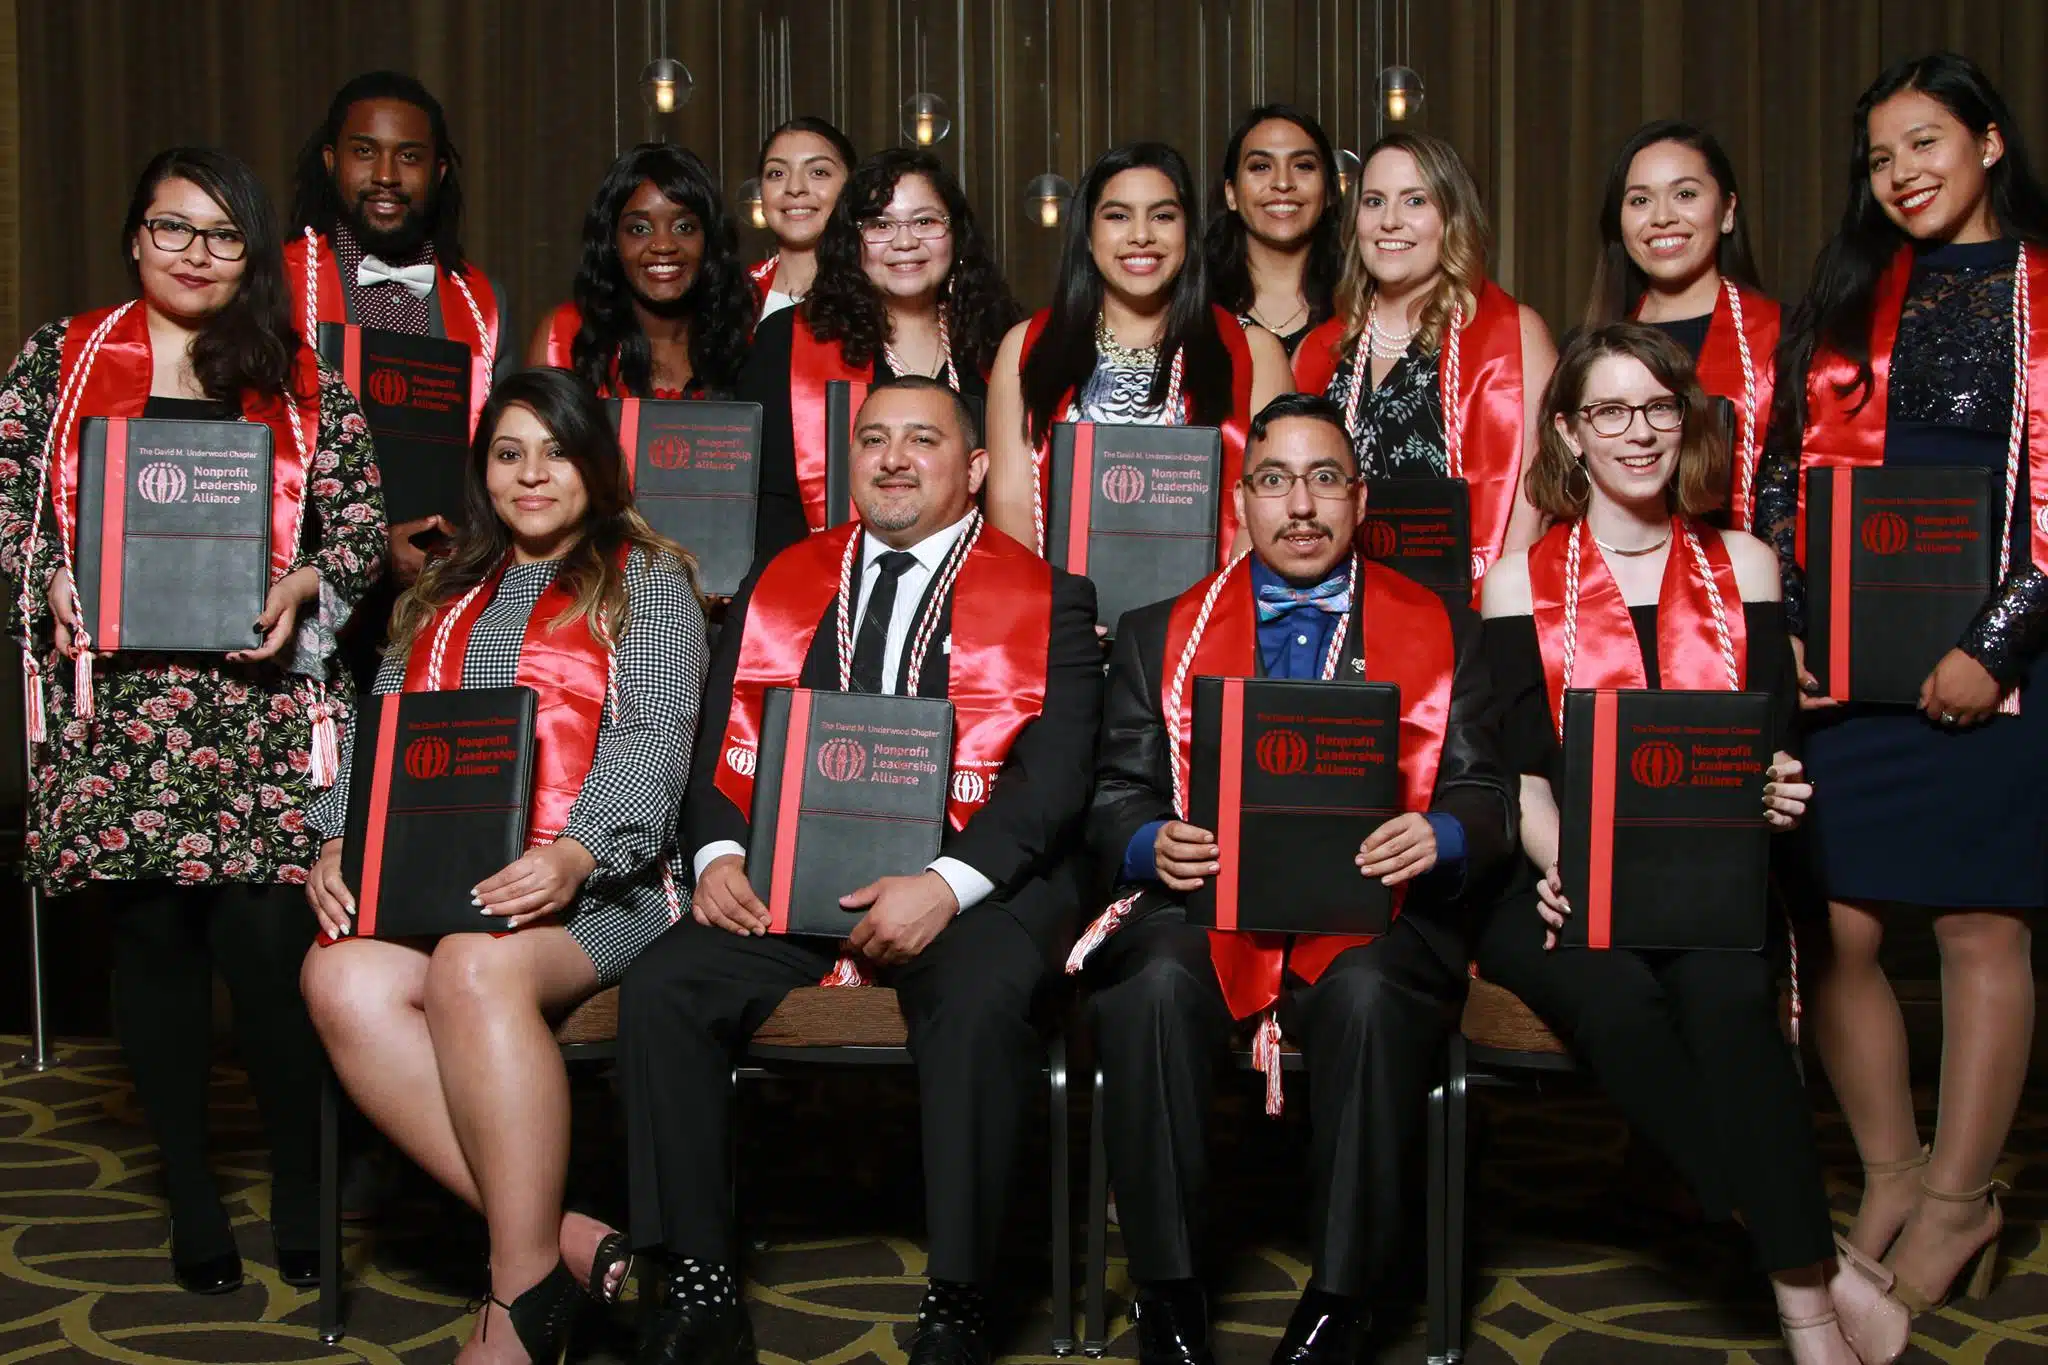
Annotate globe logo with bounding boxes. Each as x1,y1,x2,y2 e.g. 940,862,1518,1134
950,770,986,804
404,735,452,781
648,436,692,470
724,744,756,778
816,737,868,783
1255,728,1310,776
1859,510,1910,556
136,461,188,505
1629,740,1685,789
1100,464,1147,505
367,368,410,407
1364,518,1400,559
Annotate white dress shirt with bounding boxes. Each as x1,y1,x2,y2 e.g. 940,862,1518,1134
695,512,994,912
758,289,798,320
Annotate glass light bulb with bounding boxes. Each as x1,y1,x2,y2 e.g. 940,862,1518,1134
737,178,766,232
902,93,952,146
1023,173,1074,229
1377,66,1424,123
641,58,694,115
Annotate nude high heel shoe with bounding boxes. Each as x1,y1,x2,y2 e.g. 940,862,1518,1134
1829,1235,1910,1365
1889,1174,2008,1315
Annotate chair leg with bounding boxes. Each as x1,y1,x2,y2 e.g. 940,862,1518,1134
1049,1037,1074,1356
1082,1062,1109,1356
1446,1034,1469,1364
318,1068,345,1344
1426,1068,1447,1364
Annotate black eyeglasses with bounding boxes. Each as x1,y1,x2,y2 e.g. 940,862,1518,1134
1577,397,1685,437
141,217,248,261
1242,467,1360,500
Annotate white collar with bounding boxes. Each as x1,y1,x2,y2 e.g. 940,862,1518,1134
860,511,974,576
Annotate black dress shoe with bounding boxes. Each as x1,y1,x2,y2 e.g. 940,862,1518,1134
635,1289,756,1365
904,1316,990,1365
173,1251,244,1295
1269,1289,1370,1365
274,1244,320,1288
1131,1281,1216,1365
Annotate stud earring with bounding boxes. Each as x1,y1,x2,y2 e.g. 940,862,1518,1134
1984,156,1995,168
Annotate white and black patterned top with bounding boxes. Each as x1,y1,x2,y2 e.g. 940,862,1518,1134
1321,340,1450,479
309,549,708,984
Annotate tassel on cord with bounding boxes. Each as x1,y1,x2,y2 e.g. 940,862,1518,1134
1065,891,1140,975
1252,1014,1285,1117
21,652,45,744
307,694,340,789
819,952,870,988
72,645,94,719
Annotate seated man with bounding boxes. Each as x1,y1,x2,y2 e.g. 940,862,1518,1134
620,375,1102,1365
1074,393,1515,1364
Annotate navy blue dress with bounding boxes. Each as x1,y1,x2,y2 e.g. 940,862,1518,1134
1758,239,2048,909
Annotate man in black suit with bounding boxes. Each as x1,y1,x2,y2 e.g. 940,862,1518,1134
1077,393,1515,1364
620,375,1102,1365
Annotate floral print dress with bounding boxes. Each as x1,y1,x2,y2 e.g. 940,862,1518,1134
0,320,387,892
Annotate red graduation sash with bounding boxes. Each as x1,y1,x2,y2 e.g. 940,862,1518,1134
714,520,1053,834
400,553,616,844
1796,244,2048,580
1020,303,1255,561
748,257,779,312
1686,281,1779,531
787,312,873,534
1528,515,1748,729
1161,555,1454,1020
53,302,318,587
1293,279,1527,593
286,230,501,438
541,300,580,370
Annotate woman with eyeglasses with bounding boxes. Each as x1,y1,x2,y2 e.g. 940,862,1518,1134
1475,323,1907,1365
1584,120,1780,531
1754,52,2048,1320
748,116,858,320
1206,104,1344,356
0,147,386,1295
983,141,1294,557
526,143,757,399
734,146,1020,571
1293,131,1554,598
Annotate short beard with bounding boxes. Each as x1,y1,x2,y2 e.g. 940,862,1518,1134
343,190,434,260
860,501,923,533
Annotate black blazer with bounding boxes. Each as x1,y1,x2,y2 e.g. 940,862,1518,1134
687,535,1104,955
1088,583,1518,972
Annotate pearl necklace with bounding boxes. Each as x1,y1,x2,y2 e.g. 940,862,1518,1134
1366,296,1416,359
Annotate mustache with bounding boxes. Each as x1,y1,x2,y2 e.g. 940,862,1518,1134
868,472,921,489
1280,520,1334,540
355,187,414,206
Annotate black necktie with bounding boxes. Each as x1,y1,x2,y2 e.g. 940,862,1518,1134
850,550,918,693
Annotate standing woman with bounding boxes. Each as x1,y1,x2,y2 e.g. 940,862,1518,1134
1205,103,1344,355
302,369,708,1363
526,143,757,399
1585,120,1780,531
984,142,1293,555
748,116,857,319
1293,131,1554,593
1756,51,2048,1316
736,146,1019,566
1477,324,1906,1365
0,148,386,1293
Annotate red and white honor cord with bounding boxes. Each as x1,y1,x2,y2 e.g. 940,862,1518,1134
1993,250,2032,718
1723,280,1760,532
882,314,962,393
304,226,494,383
821,513,984,986
1031,341,1187,554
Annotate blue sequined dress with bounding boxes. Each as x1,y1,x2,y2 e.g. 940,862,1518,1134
1755,238,2048,908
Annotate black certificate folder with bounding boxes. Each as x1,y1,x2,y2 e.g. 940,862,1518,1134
608,398,764,597
1557,687,1773,952
1046,421,1223,629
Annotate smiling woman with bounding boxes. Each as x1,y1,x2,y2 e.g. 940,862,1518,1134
1205,103,1344,355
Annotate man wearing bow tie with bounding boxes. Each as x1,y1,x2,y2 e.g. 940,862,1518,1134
1076,393,1515,1365
287,70,511,591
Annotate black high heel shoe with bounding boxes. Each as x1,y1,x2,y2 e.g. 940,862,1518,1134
477,1262,582,1365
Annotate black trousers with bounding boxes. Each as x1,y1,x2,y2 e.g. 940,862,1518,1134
107,880,323,1259
1473,890,1834,1271
619,905,1047,1285
1088,911,1460,1297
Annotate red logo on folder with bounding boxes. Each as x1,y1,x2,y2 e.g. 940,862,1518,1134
1859,510,1910,556
816,737,868,783
367,368,410,407
1100,464,1147,504
648,436,692,470
1364,519,1399,559
1629,740,1685,789
1254,728,1309,776
137,462,188,504
404,735,452,780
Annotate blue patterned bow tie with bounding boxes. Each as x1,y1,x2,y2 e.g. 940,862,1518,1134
1255,576,1352,622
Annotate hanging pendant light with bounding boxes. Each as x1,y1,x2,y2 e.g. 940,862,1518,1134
902,92,953,147
1376,65,1423,123
1335,149,1364,198
736,178,767,231
1022,173,1075,228
641,57,694,114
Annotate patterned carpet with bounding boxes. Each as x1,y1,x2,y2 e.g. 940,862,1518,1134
2,1034,2044,1363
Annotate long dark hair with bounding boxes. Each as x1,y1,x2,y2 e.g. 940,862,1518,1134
1773,52,2048,436
804,148,1021,377
387,368,697,654
1204,104,1342,325
1022,142,1232,445
755,115,858,179
122,147,300,401
569,143,755,397
1584,120,1763,327
289,70,467,268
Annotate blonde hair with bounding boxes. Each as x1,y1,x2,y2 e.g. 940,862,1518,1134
1525,323,1729,522
1332,131,1491,359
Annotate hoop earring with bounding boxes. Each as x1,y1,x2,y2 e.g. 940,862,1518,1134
1566,456,1592,503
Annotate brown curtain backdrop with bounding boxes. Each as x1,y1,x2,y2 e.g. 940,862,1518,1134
11,0,2048,350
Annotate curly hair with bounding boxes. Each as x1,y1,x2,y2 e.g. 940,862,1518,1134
568,143,756,397
803,148,1021,378
1331,131,1490,359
